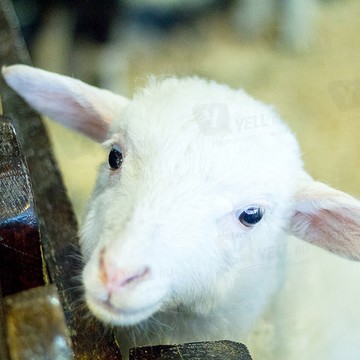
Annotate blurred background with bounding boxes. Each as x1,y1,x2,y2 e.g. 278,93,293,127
10,0,360,222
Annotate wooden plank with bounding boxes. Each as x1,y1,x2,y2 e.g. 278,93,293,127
130,340,253,360
0,120,46,297
0,1,122,358
3,285,74,360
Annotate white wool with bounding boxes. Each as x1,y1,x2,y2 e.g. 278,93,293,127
3,65,360,359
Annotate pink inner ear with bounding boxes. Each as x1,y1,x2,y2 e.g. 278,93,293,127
38,91,112,142
291,207,360,261
3,64,129,142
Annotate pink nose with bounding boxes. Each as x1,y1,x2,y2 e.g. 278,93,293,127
99,249,150,293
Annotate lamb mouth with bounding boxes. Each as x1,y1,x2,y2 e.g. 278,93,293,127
88,296,163,325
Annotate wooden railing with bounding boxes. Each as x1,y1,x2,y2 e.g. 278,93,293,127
0,1,252,358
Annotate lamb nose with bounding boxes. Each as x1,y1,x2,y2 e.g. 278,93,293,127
99,250,150,290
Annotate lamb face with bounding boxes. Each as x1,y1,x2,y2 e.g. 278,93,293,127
80,77,304,326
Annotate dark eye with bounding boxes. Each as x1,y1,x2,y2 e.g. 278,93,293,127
108,144,123,170
237,206,264,227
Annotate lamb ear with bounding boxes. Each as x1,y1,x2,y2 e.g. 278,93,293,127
2,64,129,142
290,180,360,261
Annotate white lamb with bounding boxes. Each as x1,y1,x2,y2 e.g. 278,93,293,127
3,65,360,359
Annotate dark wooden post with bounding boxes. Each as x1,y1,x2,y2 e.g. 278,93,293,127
0,121,74,359
0,120,45,297
130,340,253,360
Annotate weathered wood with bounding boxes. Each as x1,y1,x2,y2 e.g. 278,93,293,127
0,0,122,358
129,340,253,360
0,120,46,297
3,285,74,360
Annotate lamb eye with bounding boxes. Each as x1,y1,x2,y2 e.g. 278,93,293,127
108,144,123,170
237,206,264,227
